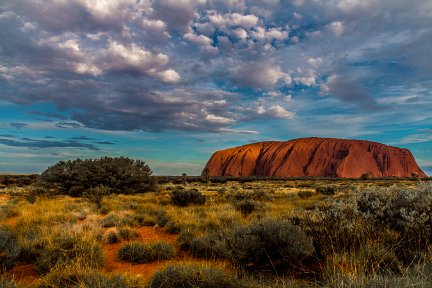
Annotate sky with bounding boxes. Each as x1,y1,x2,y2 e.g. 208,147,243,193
0,0,431,176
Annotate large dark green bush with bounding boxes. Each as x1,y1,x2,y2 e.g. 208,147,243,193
40,157,156,196
222,218,315,271
171,189,206,207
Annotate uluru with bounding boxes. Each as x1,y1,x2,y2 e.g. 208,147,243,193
203,137,426,178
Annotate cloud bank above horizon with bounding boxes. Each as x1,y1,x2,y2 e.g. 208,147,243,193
0,0,431,175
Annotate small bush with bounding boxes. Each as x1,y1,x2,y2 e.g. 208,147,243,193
83,185,111,209
297,190,314,199
118,227,139,240
189,234,226,260
104,231,120,244
101,212,136,228
223,218,315,271
35,236,105,275
0,226,21,272
148,263,247,288
315,186,336,195
234,199,258,218
171,189,206,207
118,241,175,263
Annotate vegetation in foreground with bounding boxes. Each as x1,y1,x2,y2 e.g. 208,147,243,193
1,158,432,287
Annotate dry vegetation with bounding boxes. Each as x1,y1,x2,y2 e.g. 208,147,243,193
1,169,432,287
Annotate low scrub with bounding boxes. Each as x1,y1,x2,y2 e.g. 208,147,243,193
171,189,206,207
0,226,21,272
148,263,247,288
35,235,105,275
118,241,175,263
38,265,141,288
222,218,315,271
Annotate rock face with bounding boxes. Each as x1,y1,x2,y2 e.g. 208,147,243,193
204,137,426,178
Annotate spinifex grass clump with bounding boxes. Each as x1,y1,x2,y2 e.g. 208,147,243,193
38,264,141,288
118,241,175,263
148,263,247,288
35,234,105,274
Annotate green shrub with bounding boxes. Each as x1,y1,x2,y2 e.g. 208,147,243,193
101,212,136,228
233,199,258,218
357,184,432,262
35,235,105,274
118,226,139,240
297,190,314,199
189,235,225,260
315,186,336,195
171,189,206,207
118,241,175,263
39,156,156,196
83,185,111,208
222,218,315,271
104,231,120,244
0,226,21,272
148,263,247,288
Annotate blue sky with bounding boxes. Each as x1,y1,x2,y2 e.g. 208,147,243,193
0,0,431,175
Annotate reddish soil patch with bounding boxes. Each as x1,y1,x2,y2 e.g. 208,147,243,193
103,227,179,282
3,216,19,226
0,194,9,202
7,264,40,286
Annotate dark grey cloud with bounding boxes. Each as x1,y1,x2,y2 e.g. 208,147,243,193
0,137,99,150
55,122,83,129
30,111,67,120
321,75,382,110
95,141,115,145
10,122,28,130
70,136,98,141
0,134,17,138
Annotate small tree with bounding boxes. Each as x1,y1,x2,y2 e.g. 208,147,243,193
202,167,211,184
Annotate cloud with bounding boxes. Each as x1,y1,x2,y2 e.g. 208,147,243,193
55,122,83,129
208,12,259,29
184,32,218,53
320,75,381,109
232,63,291,89
0,136,100,150
400,130,432,144
327,21,344,37
1,0,431,137
10,123,28,130
152,0,205,32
